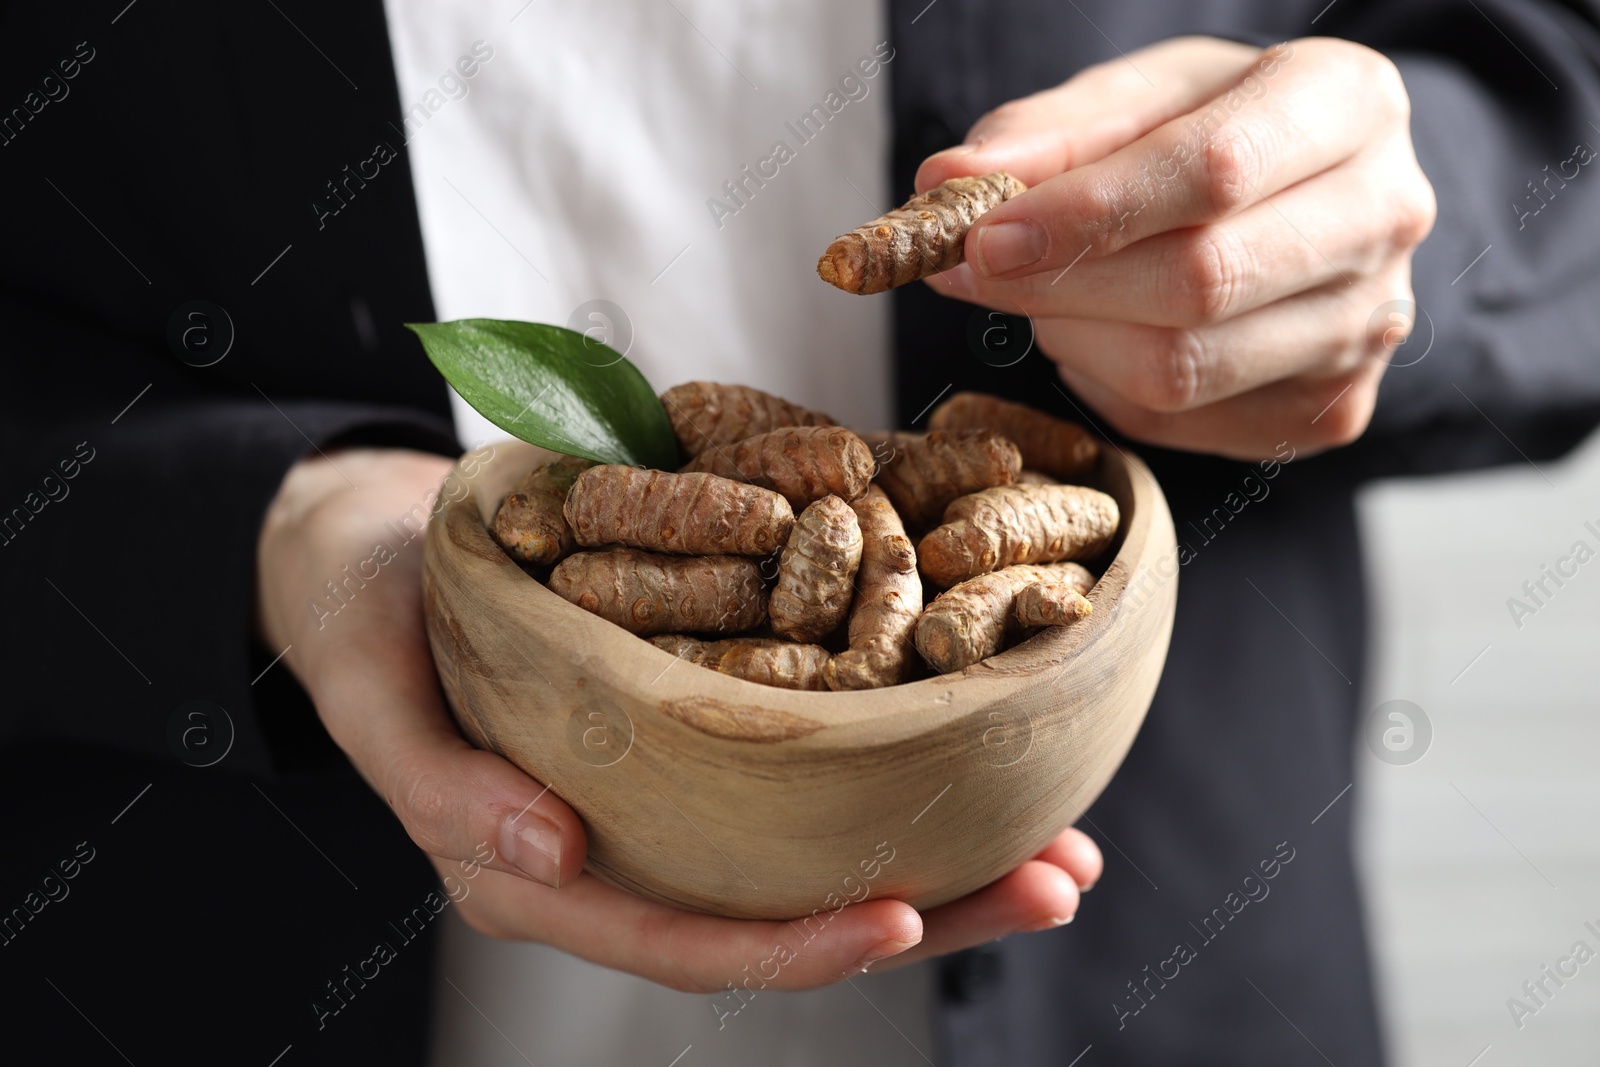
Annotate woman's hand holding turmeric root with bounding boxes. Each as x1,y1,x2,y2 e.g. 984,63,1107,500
256,448,1103,991
915,36,1437,460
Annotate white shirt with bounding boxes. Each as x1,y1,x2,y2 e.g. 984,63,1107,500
385,0,896,446
381,3,932,1063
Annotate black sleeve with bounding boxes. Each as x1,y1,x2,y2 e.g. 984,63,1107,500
0,2,457,778
0,371,458,779
1329,0,1600,477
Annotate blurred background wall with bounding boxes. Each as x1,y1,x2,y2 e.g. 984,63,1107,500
1357,429,1600,1066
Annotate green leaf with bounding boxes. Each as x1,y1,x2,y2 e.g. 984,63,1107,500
406,319,678,469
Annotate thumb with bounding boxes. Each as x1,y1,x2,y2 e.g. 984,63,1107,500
390,732,589,890
916,35,1264,192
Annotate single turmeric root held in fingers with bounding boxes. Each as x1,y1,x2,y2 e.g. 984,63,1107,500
817,173,1026,294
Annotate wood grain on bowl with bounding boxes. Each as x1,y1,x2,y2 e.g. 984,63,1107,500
423,439,1177,920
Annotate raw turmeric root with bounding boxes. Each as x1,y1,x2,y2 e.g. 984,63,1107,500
859,429,1021,530
659,381,835,459
769,495,863,643
1038,560,1094,595
682,426,875,509
816,173,1026,295
649,634,831,691
929,392,1099,481
918,485,1119,587
548,549,766,636
491,456,593,565
1014,562,1096,627
822,486,923,691
509,379,1127,683
564,465,793,557
915,563,1095,674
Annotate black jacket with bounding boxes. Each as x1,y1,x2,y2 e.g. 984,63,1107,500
3,0,1598,1063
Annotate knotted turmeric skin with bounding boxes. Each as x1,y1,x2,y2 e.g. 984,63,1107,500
929,391,1099,482
915,562,1096,675
683,426,875,509
491,456,594,565
859,429,1020,530
769,495,864,644
659,381,835,459
649,634,831,691
1014,563,1096,628
823,486,923,691
564,465,793,557
918,485,1120,588
549,549,767,637
817,173,1026,295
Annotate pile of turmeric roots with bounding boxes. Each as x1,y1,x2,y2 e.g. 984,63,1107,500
490,384,1120,690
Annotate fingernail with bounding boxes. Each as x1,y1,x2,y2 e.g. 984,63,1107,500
851,938,920,972
977,221,1046,276
1020,915,1075,934
500,813,562,887
1078,880,1097,893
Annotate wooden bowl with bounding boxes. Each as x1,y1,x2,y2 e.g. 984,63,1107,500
423,440,1177,920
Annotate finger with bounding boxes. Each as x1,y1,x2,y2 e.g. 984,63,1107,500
872,860,1081,973
917,36,1263,191
1034,270,1408,412
965,39,1412,279
1033,827,1104,891
451,868,925,994
322,664,588,889
937,141,1433,327
1057,349,1387,461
